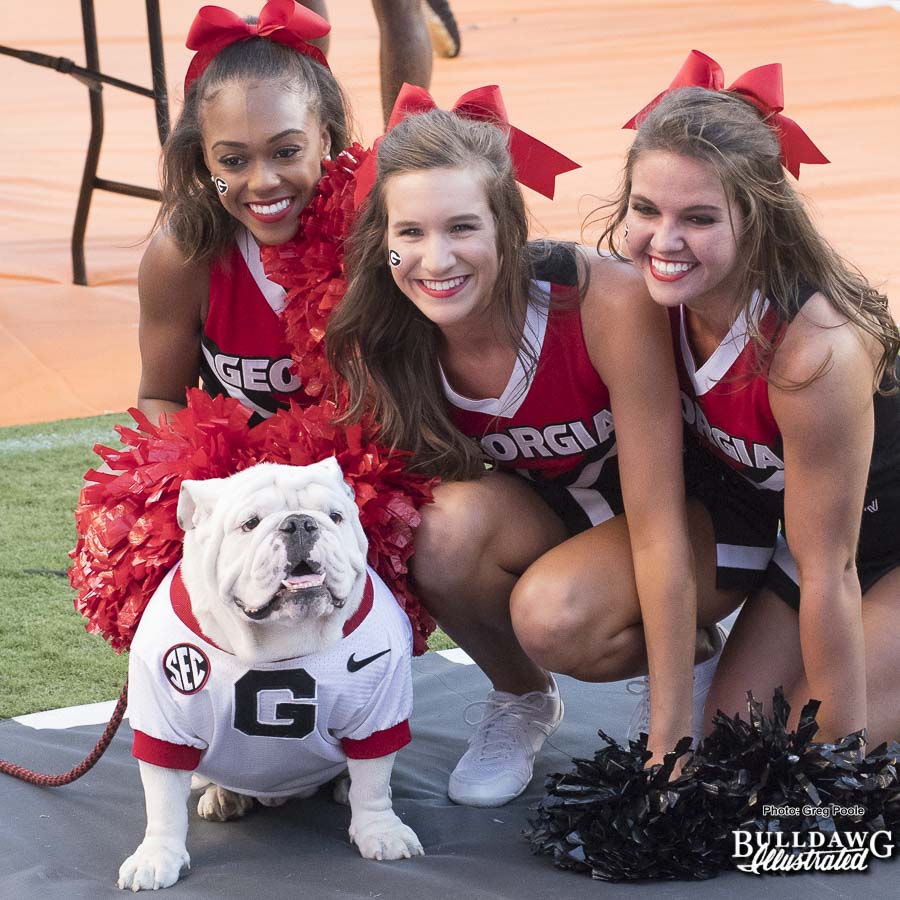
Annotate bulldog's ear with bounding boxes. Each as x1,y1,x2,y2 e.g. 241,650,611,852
317,455,343,478
177,478,226,531
334,461,356,501
316,456,354,499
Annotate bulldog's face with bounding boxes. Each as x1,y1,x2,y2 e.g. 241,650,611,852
176,459,368,657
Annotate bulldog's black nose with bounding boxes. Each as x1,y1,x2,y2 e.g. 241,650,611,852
280,514,319,536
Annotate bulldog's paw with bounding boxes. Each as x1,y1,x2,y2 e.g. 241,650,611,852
197,784,254,821
117,837,189,891
350,813,424,861
256,795,289,808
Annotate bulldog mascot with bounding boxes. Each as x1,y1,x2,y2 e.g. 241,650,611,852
117,460,423,891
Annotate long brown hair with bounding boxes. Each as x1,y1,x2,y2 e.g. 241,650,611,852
326,109,540,480
157,33,351,263
597,87,898,389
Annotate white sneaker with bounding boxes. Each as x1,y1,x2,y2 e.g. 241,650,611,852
448,675,564,807
625,625,727,746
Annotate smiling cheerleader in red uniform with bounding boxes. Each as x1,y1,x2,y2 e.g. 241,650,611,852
327,85,703,806
603,51,900,747
527,53,900,883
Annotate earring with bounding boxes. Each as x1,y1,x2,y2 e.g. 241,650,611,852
623,222,629,238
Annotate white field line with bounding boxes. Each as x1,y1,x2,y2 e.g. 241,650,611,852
13,699,122,730
11,648,475,730
0,426,119,456
825,0,900,8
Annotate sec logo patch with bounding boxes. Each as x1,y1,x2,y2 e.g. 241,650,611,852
163,644,210,694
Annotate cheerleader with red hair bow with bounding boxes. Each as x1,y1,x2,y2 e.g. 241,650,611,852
140,0,353,426
603,50,900,749
528,53,900,884
326,81,702,805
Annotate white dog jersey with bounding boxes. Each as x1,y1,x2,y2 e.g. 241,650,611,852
127,565,413,799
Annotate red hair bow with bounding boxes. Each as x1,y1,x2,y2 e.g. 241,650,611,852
354,83,580,205
184,0,330,91
624,50,828,179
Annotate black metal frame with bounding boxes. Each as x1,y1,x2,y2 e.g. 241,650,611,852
0,1,169,285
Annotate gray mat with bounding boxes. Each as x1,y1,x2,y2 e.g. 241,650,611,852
1,654,894,899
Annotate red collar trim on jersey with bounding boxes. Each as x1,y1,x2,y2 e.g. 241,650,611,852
170,565,227,652
342,575,373,637
170,564,372,646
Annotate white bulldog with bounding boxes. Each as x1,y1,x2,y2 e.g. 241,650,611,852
117,459,423,892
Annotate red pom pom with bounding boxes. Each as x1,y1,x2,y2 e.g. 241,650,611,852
261,145,367,403
70,391,437,654
70,393,256,651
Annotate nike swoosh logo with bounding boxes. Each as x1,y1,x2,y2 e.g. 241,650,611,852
347,649,391,673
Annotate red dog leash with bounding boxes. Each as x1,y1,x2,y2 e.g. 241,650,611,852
0,682,128,786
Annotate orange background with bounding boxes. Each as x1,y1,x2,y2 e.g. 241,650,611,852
2,0,898,426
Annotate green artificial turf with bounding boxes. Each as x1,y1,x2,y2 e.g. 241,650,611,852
0,413,455,719
0,414,132,718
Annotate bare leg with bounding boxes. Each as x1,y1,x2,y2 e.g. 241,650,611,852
853,567,900,745
784,568,900,745
413,474,568,806
703,566,900,745
701,588,804,733
511,499,743,681
411,473,566,694
371,0,433,123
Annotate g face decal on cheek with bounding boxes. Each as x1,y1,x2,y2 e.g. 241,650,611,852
212,176,229,196
389,249,402,268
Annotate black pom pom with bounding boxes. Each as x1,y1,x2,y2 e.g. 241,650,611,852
526,690,900,881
